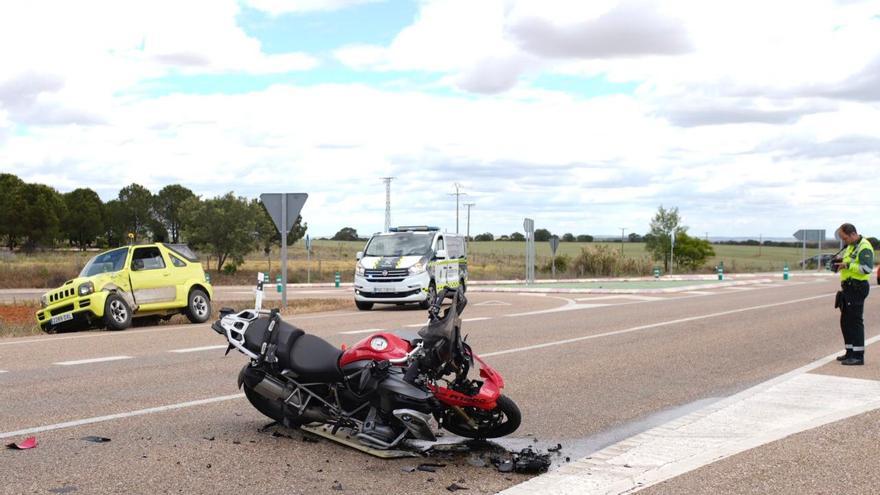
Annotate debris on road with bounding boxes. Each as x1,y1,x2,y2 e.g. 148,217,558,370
81,436,111,443
446,482,469,491
6,436,37,450
547,443,562,453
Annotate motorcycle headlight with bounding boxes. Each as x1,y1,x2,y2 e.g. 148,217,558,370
78,282,95,297
40,295,48,308
409,262,426,275
356,263,365,277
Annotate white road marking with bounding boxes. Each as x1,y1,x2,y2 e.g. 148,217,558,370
487,293,832,358
722,286,755,291
681,291,714,296
0,324,198,347
474,300,512,306
405,322,427,328
169,345,228,354
575,295,665,302
0,370,8,374
501,335,880,495
339,328,386,335
0,394,245,440
462,317,492,322
54,356,133,366
506,303,609,317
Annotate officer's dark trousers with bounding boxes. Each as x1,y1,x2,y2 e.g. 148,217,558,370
840,280,870,359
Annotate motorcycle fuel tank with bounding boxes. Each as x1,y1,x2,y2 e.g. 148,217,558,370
339,332,411,366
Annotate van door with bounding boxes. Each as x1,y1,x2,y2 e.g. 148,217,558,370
129,246,176,308
434,236,448,289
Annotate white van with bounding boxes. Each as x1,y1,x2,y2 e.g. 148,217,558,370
353,226,468,310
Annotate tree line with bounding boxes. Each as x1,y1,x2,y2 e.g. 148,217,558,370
0,173,305,271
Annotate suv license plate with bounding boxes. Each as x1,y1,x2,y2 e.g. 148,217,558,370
374,288,397,293
50,313,74,325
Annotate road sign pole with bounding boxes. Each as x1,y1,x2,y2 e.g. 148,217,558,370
281,194,288,307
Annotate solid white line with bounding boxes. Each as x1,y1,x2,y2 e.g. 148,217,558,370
405,323,427,328
168,345,228,354
53,356,133,366
485,293,833,358
462,317,492,322
339,328,386,335
0,394,245,440
0,370,8,374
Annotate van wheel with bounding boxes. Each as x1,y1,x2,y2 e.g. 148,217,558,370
419,282,436,310
355,300,374,311
103,293,132,331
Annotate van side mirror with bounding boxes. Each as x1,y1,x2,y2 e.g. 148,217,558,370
356,251,363,260
434,249,448,260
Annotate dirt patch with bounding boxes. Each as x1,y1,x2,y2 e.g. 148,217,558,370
0,303,41,338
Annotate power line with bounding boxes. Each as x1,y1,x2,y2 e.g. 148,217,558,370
448,183,467,234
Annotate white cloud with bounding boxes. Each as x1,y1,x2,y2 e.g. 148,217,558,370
244,0,383,15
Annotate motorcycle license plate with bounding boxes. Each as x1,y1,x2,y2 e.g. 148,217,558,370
50,313,73,325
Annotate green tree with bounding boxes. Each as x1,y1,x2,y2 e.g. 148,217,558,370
103,199,128,247
155,184,196,243
0,173,26,250
576,234,593,242
474,232,494,241
183,193,256,271
628,232,643,243
510,232,525,241
117,183,154,242
62,188,104,250
645,205,685,272
20,183,66,251
332,227,360,241
534,228,552,242
562,233,575,242
674,232,715,271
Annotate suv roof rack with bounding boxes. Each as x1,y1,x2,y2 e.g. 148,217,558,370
389,226,440,232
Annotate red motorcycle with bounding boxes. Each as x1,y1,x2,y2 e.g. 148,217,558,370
213,283,520,449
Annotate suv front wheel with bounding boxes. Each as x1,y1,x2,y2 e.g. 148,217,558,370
186,289,211,324
104,293,132,331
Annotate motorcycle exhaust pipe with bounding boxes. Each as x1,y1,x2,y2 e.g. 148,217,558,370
245,370,331,423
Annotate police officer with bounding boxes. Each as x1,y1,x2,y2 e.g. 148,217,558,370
833,223,874,365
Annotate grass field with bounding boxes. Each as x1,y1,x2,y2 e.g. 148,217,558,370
0,240,834,289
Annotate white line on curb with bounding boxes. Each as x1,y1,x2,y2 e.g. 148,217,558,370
339,328,386,335
485,293,832,358
168,345,229,354
0,394,245,440
53,356,133,366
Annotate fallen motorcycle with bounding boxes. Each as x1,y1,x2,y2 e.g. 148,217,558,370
212,275,520,450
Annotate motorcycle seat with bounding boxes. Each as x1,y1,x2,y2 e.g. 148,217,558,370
280,334,343,382
244,318,305,357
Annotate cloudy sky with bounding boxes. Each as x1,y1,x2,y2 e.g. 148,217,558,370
2,0,879,239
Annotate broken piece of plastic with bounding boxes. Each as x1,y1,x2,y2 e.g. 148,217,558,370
6,436,37,450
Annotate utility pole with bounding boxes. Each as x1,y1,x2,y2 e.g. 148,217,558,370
620,227,626,256
448,183,466,234
758,233,762,257
381,177,394,232
464,203,475,240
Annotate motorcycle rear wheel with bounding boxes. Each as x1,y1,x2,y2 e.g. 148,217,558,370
441,394,521,439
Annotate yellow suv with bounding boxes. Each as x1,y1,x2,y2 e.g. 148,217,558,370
36,243,213,332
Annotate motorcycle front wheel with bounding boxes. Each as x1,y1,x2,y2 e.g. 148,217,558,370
440,394,521,439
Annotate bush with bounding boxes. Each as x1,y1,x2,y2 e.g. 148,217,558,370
570,245,652,277
540,254,570,273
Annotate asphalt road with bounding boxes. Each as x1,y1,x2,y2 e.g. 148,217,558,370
1,277,877,494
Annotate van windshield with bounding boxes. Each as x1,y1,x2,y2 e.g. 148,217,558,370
365,234,433,257
79,247,129,277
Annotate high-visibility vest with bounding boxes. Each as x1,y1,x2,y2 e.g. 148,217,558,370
840,236,874,282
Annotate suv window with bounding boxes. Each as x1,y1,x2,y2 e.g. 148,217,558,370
131,247,166,271
169,254,187,268
79,247,129,277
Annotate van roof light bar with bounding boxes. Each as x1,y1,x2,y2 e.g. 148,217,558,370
389,226,440,232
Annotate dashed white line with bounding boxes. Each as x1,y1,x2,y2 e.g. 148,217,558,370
0,394,245,440
53,356,133,366
462,317,492,322
339,328,386,335
405,322,427,328
169,345,228,354
0,370,8,374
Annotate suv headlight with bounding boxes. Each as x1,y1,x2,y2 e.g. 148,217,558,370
409,262,426,275
78,281,95,297
356,263,365,277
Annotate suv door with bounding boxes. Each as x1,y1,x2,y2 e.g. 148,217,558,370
129,246,176,308
434,236,449,288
